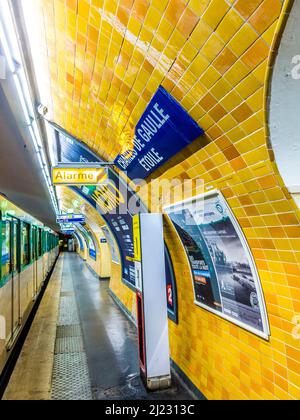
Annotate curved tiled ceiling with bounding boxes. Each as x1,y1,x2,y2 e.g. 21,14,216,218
21,0,283,165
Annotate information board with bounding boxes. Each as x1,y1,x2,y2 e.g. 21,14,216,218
57,214,86,223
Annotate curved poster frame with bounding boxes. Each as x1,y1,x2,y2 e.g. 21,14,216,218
164,190,270,340
74,231,84,251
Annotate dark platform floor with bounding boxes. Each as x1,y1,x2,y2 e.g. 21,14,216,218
4,253,194,400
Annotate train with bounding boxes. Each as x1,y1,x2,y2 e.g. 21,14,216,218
0,195,59,375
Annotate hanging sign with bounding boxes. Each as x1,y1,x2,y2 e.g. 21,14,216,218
62,230,75,235
61,226,75,232
52,166,108,186
57,214,86,223
115,86,204,180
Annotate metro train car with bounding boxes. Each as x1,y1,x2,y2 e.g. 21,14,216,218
0,195,58,374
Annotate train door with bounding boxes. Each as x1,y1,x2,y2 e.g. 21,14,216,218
3,217,20,348
10,218,20,336
32,226,38,297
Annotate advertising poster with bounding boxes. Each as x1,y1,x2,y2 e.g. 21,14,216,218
89,241,96,260
102,226,120,264
165,191,269,338
74,232,84,251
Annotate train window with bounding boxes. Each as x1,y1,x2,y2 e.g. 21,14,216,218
38,228,42,257
22,223,30,267
32,227,37,261
45,232,48,253
12,221,18,272
1,221,11,278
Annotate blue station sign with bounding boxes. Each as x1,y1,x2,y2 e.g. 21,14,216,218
115,86,204,180
62,230,75,235
57,214,86,224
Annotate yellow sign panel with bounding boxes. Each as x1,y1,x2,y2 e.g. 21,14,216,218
133,215,141,262
52,167,108,186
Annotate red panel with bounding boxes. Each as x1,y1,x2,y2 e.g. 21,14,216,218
136,291,146,374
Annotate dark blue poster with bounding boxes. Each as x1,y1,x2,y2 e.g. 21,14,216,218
114,86,204,180
74,232,84,251
54,131,178,322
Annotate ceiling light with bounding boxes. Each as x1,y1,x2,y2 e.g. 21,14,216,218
0,0,60,216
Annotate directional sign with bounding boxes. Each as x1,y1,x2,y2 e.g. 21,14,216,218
62,230,75,235
52,166,108,186
61,226,75,232
57,214,86,223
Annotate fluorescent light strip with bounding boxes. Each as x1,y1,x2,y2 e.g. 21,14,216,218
45,122,57,167
0,1,60,215
18,68,35,116
37,152,45,170
0,20,15,72
0,0,21,63
12,73,31,125
28,125,40,152
32,120,44,149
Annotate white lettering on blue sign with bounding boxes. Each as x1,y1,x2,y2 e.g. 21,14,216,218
138,148,164,172
117,103,170,170
115,86,204,179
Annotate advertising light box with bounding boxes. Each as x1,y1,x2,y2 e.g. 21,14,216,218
164,191,270,339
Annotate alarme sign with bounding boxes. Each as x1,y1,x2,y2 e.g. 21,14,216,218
115,86,204,180
52,167,108,186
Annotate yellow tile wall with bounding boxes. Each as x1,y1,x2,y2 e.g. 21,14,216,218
26,0,300,399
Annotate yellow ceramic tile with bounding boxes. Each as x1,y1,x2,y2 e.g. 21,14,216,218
202,0,231,30
228,24,258,56
235,73,262,99
216,7,244,43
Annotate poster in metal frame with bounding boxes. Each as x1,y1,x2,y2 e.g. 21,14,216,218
164,190,270,339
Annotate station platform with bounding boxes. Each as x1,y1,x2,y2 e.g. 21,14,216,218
3,253,194,401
